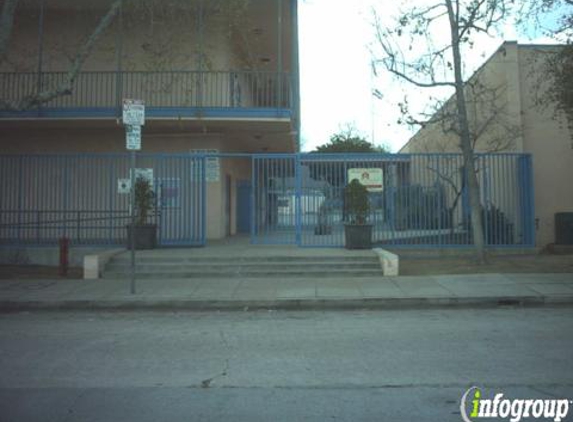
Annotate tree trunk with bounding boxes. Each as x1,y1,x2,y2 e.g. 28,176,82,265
445,0,486,263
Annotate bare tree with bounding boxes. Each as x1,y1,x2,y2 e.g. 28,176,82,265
0,0,263,111
517,0,572,41
372,0,511,262
0,0,121,111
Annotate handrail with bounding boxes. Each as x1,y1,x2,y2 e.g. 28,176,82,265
0,70,292,111
0,210,160,228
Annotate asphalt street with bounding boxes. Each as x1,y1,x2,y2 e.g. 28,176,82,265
0,308,572,421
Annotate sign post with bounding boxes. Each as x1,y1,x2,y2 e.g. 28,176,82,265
123,99,145,295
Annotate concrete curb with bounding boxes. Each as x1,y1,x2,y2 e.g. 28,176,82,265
1,295,572,312
83,248,126,279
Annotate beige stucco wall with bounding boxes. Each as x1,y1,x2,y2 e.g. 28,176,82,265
518,46,573,247
2,1,293,71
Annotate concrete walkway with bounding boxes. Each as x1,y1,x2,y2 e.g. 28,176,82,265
0,273,572,311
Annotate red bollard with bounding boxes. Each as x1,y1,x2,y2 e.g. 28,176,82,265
59,237,69,277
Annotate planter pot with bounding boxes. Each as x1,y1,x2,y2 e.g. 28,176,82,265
344,224,372,249
126,224,157,250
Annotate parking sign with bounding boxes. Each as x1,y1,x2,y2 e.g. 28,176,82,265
125,125,141,150
122,99,145,126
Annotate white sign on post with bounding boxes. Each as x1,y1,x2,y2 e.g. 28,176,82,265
122,99,145,126
125,125,141,151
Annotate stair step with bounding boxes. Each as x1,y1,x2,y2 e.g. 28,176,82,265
103,252,382,280
102,269,382,279
105,263,380,271
109,256,377,264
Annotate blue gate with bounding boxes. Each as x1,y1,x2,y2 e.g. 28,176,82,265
251,153,535,248
0,153,206,246
236,180,252,234
251,154,298,244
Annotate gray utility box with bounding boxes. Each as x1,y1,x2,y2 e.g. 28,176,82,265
555,213,573,245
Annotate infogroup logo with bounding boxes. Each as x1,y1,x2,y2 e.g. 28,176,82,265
460,386,572,422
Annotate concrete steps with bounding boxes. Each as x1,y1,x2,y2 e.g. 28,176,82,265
102,254,382,279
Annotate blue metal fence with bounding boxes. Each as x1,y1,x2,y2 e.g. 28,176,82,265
0,153,206,247
251,153,535,248
0,152,535,249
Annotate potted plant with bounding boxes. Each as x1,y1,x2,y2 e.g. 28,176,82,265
127,176,157,250
344,179,372,249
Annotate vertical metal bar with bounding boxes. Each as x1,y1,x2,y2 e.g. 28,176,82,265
201,153,207,245
480,156,488,246
261,157,265,243
17,156,23,244
190,154,194,243
250,156,256,243
261,158,265,243
496,156,500,246
527,155,535,246
35,210,40,244
109,156,114,243
62,155,68,240
37,156,44,243
197,153,201,243
76,210,81,244
436,155,443,247
130,150,136,295
193,154,197,243
265,158,269,243
184,155,189,244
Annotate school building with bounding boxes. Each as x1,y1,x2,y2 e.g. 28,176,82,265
0,5,538,256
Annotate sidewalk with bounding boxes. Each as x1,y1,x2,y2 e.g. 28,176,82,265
1,273,572,311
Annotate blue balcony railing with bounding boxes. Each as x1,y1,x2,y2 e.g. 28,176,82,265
0,70,292,119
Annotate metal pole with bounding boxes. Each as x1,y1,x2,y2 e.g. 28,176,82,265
130,150,136,294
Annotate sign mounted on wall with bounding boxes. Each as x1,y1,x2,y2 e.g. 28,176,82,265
117,178,131,194
190,149,220,182
348,168,384,192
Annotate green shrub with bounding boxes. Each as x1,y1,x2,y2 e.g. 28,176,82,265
344,179,370,225
134,177,155,225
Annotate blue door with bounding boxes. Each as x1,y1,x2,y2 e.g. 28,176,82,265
236,180,251,234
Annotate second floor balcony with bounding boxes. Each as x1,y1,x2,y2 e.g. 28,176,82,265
0,70,292,120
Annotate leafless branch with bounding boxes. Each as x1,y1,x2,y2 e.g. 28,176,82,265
1,0,121,111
